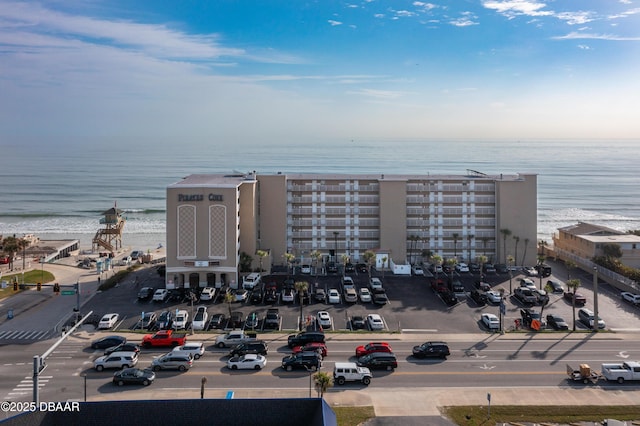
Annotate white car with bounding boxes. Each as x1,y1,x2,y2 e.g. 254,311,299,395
227,354,267,370
519,278,536,290
369,278,383,290
200,287,216,301
411,265,424,276
153,289,169,302
524,266,538,276
98,313,119,330
173,310,189,330
172,342,205,360
233,289,249,302
367,313,384,330
281,287,295,303
317,311,332,328
301,264,311,274
119,256,131,266
455,263,470,273
192,306,208,330
481,313,500,330
93,352,138,371
328,288,341,304
359,287,372,303
485,290,502,304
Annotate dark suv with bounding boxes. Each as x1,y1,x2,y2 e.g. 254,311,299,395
264,308,280,329
287,331,325,348
281,352,322,371
357,352,398,371
412,341,450,359
228,340,268,357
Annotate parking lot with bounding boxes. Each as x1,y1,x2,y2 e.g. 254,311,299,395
82,258,640,336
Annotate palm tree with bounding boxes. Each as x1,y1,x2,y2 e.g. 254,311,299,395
467,234,474,264
313,371,333,398
0,236,30,270
283,253,295,279
408,235,419,265
480,237,490,257
565,259,577,280
445,257,457,289
363,250,376,279
381,256,388,279
421,249,433,266
513,236,520,266
224,291,235,327
537,254,546,289
341,253,350,277
500,228,512,264
567,278,582,331
452,233,459,259
295,281,309,331
256,249,268,275
521,238,530,266
430,254,443,281
310,250,322,279
507,255,515,294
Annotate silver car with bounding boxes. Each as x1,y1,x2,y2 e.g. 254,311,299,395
151,352,193,372
94,352,138,371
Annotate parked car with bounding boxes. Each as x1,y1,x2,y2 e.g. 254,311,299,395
455,263,470,273
482,263,496,274
250,285,264,304
199,287,216,301
327,288,341,304
494,263,508,274
578,307,606,329
535,263,552,277
316,311,332,328
104,342,141,356
344,262,355,273
153,289,169,302
470,289,487,305
351,315,366,330
173,310,189,330
367,314,384,330
523,266,538,276
485,290,502,304
156,310,173,330
137,287,154,301
520,308,544,328
373,289,389,305
208,313,226,330
245,311,261,329
532,288,549,306
281,352,322,371
228,354,267,370
411,265,424,276
475,281,491,291
369,277,383,290
264,308,280,329
130,250,143,261
91,335,126,350
519,278,536,290
281,287,295,303
547,279,565,293
192,306,208,330
546,314,569,330
359,287,372,303
514,287,537,306
327,262,338,273
135,312,157,330
230,311,244,328
564,291,586,306
355,342,393,357
469,263,481,273
172,342,205,359
481,313,500,330
94,352,138,371
112,368,155,386
151,352,193,371
357,352,398,371
98,313,120,330
356,263,368,273
412,341,450,359
233,289,249,302
300,264,311,274
314,288,327,303
439,289,458,306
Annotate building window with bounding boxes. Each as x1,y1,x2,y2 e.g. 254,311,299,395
177,205,196,258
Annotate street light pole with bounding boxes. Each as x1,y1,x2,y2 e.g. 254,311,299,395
593,266,599,331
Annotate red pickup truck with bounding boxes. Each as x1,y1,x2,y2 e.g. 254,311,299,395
141,330,188,348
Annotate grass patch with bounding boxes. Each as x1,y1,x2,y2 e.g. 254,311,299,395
98,265,141,291
333,406,375,426
0,270,56,299
445,405,640,425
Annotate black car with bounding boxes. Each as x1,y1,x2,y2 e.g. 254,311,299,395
230,311,244,329
91,335,126,350
469,263,482,273
104,343,141,356
208,313,226,330
345,263,355,273
264,308,280,329
229,340,268,357
520,308,543,328
327,262,338,273
137,287,154,301
356,263,368,273
351,315,366,330
494,264,508,274
264,288,279,304
373,289,389,305
547,279,564,294
439,290,458,306
470,289,487,306
281,352,322,371
482,263,496,274
156,311,173,330
412,341,450,359
250,285,264,304
535,263,552,277
546,314,569,330
246,311,260,329
357,352,398,371
112,368,155,386
287,331,325,348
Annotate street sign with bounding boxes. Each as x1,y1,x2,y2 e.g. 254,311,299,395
61,290,75,295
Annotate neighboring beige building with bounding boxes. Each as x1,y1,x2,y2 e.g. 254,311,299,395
165,171,537,290
553,222,640,268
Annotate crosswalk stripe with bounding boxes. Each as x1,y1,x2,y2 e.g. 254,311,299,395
0,330,52,341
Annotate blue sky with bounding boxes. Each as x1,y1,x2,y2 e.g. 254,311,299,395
1,0,639,147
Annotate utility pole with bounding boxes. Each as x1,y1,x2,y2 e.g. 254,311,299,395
593,266,599,331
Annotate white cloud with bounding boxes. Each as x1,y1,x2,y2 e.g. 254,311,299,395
554,32,640,41
483,1,553,18
555,11,596,25
347,88,406,99
328,20,343,26
577,44,591,50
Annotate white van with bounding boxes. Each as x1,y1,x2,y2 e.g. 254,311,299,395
242,273,262,290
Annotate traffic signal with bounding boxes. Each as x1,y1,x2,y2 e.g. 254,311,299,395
53,283,60,294
37,282,42,291
13,282,18,291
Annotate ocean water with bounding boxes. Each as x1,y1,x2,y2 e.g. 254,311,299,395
0,139,638,252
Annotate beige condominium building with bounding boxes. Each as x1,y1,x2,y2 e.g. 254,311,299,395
165,171,537,290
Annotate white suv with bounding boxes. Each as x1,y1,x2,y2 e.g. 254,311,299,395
369,277,383,290
94,352,138,371
334,362,372,386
